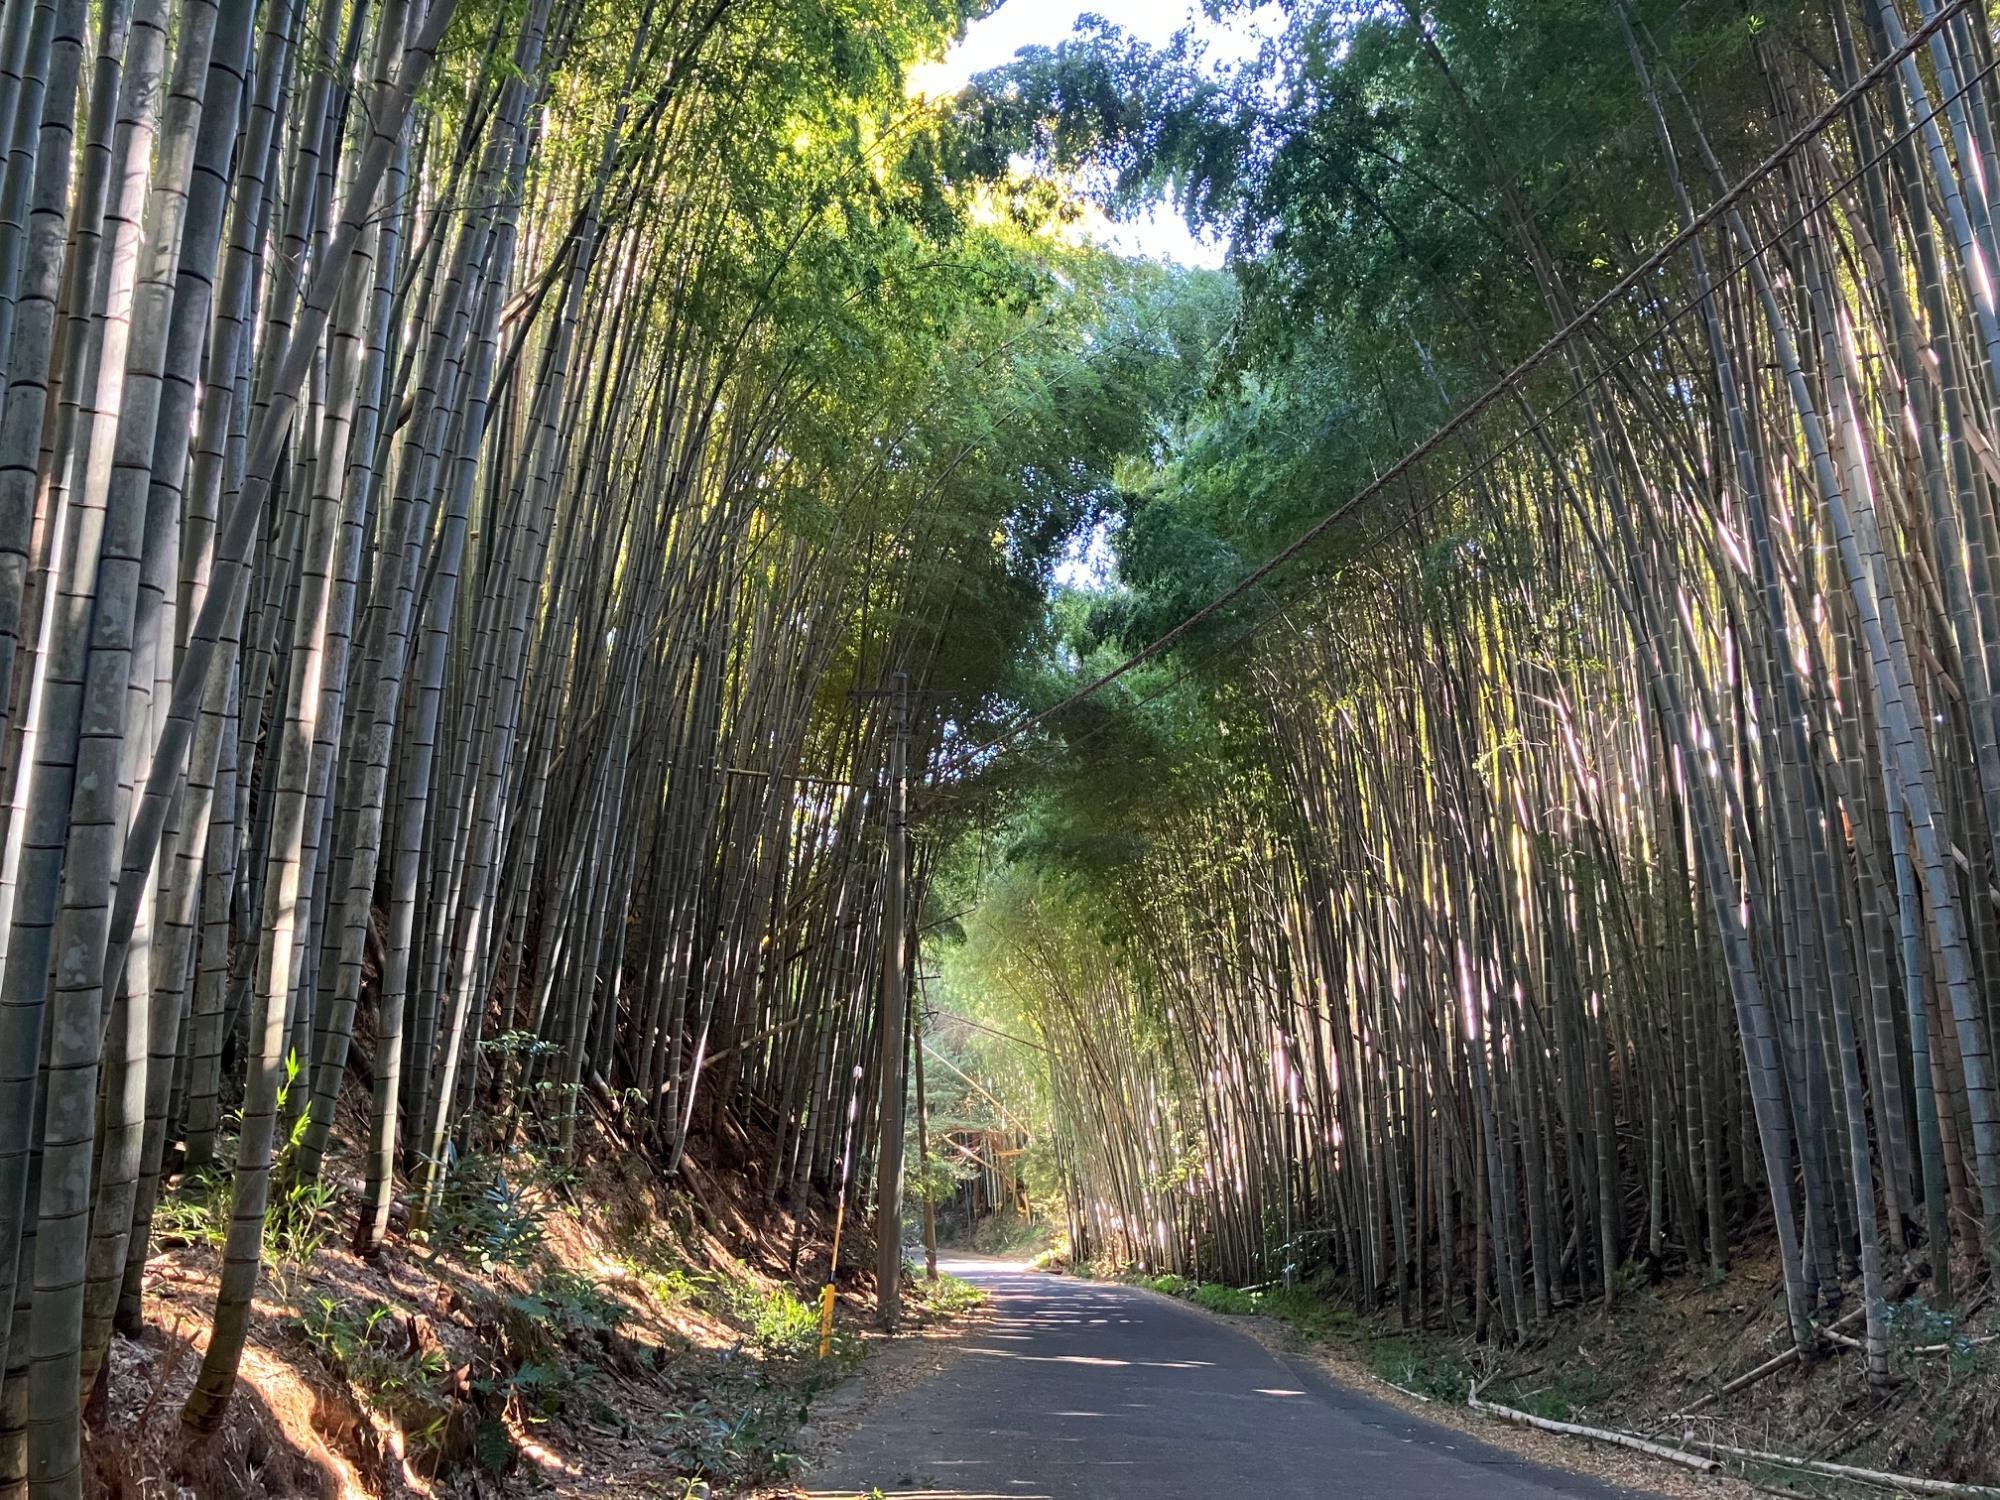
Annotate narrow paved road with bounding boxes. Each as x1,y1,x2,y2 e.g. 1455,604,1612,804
806,1258,1655,1500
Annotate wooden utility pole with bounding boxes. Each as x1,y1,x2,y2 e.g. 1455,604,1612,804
875,671,910,1329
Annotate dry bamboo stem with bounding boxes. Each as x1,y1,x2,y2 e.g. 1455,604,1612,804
1466,1386,1720,1472
1675,1435,2000,1496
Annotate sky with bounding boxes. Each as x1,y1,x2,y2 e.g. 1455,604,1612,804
908,0,1282,268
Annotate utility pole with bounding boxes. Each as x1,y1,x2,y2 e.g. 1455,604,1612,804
875,670,910,1330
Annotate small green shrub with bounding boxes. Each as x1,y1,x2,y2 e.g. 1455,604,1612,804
1137,1273,1189,1297
613,1226,712,1307
266,1174,338,1265
154,1151,331,1266
726,1284,820,1358
426,1152,548,1271
491,1270,623,1422
292,1295,453,1453
1189,1283,1260,1315
152,1171,230,1249
1259,1284,1339,1337
631,1256,705,1306
652,1392,801,1487
508,1272,616,1336
480,1029,561,1062
1365,1334,1471,1403
295,1295,397,1365
481,1357,585,1420
912,1272,982,1316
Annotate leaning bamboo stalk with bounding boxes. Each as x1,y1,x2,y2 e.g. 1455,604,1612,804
0,0,91,1402
180,0,463,1431
108,0,461,977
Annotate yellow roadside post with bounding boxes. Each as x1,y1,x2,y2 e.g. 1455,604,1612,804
818,1060,864,1359
818,1192,848,1359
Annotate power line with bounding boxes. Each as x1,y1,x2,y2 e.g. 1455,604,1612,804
928,1006,1048,1053
1136,39,2000,733
994,39,2000,768
922,0,1972,792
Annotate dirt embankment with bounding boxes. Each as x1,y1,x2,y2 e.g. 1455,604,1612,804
90,1119,983,1500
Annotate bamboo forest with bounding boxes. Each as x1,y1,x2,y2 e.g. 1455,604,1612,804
4,0,2000,1491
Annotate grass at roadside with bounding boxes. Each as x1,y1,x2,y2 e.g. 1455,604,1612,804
908,1269,985,1317
1124,1271,1478,1403
1124,1269,1644,1417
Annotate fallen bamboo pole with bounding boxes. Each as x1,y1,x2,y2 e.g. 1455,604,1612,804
1466,1387,1719,1473
1471,1384,2000,1495
1369,1372,1432,1403
1674,1435,2000,1496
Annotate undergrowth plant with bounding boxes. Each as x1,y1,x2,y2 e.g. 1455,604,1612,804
151,1172,231,1249
725,1284,821,1359
427,1150,549,1271
911,1273,983,1316
1190,1283,1259,1315
292,1295,453,1455
654,1388,804,1489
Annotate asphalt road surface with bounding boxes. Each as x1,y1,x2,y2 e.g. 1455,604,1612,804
805,1257,1655,1500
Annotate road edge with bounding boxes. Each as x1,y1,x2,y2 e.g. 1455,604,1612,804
771,1269,999,1497
1097,1273,1751,1500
